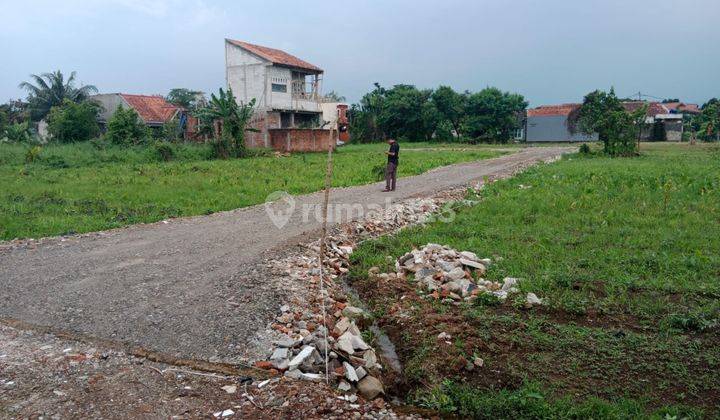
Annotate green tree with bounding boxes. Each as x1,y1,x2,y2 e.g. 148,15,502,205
0,101,29,124
432,86,467,138
463,87,527,142
166,88,205,110
19,70,98,121
0,107,7,136
46,99,101,143
696,100,719,141
194,88,256,158
378,84,439,141
568,88,645,156
349,83,387,142
105,106,150,145
324,90,346,102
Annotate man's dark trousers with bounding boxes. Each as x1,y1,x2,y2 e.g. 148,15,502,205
385,162,397,191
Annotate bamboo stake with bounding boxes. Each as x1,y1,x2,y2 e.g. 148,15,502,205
317,121,336,384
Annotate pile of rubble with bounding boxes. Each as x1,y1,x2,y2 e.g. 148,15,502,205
373,243,544,307
259,302,384,401
259,183,544,401
260,193,470,400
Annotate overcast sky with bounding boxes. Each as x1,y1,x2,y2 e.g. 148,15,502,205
1,0,718,106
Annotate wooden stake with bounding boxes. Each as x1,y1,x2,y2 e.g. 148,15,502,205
318,123,336,384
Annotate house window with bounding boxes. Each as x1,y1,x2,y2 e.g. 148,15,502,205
272,83,287,93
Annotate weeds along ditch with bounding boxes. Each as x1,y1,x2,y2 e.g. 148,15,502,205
0,142,504,240
347,144,720,418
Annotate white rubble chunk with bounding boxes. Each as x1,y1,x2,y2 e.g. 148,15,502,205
343,361,359,382
526,292,543,306
287,346,315,370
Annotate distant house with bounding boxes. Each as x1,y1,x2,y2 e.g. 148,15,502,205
91,93,198,138
525,100,700,142
225,39,346,151
622,101,698,141
525,104,598,142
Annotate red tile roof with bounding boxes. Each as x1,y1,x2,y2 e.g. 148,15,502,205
120,94,181,124
622,101,670,117
226,39,323,73
527,104,581,117
662,102,701,114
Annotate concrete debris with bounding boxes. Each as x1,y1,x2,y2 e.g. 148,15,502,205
260,185,517,400
213,409,234,417
270,347,289,360
288,346,316,371
338,380,352,392
364,243,543,306
526,292,544,307
221,385,237,394
343,361,359,382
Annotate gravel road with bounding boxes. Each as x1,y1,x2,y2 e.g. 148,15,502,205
0,146,571,363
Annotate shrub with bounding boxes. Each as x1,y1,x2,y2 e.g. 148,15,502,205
158,119,182,142
579,143,591,154
25,145,42,163
46,99,100,143
3,121,32,143
105,106,150,145
154,141,174,162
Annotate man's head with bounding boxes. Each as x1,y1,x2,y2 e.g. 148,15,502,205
387,138,396,144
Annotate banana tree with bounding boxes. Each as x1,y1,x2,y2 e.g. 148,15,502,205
194,88,256,158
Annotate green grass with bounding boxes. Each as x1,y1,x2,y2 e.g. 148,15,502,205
412,381,703,419
0,142,503,240
350,143,720,417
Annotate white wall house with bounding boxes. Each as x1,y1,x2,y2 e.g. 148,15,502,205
225,39,326,147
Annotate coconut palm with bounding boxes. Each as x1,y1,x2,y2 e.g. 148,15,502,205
19,70,98,121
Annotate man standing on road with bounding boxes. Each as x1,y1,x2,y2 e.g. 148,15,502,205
383,138,399,192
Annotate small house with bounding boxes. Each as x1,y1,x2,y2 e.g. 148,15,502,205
91,93,198,139
525,104,598,142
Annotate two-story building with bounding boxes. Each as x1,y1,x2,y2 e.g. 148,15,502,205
225,39,341,151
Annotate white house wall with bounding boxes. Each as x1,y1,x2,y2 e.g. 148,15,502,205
226,42,269,108
225,41,321,113
91,93,131,124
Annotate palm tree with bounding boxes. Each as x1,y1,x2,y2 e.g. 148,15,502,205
19,70,98,121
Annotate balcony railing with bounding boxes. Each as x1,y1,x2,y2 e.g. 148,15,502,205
291,80,319,101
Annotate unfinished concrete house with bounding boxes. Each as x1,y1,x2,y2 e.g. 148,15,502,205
225,39,347,152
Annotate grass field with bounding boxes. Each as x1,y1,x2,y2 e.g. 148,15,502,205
349,143,720,418
0,142,504,240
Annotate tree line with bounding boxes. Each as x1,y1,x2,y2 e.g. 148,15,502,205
348,83,528,143
3,70,719,156
0,70,257,159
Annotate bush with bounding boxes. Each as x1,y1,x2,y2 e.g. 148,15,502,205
579,143,591,154
154,141,174,162
25,145,42,163
105,106,150,145
158,119,182,142
3,121,32,143
46,100,100,143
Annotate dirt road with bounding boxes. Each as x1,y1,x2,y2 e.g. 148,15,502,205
0,147,571,363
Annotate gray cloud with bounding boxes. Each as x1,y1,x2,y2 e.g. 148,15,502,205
1,0,718,106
